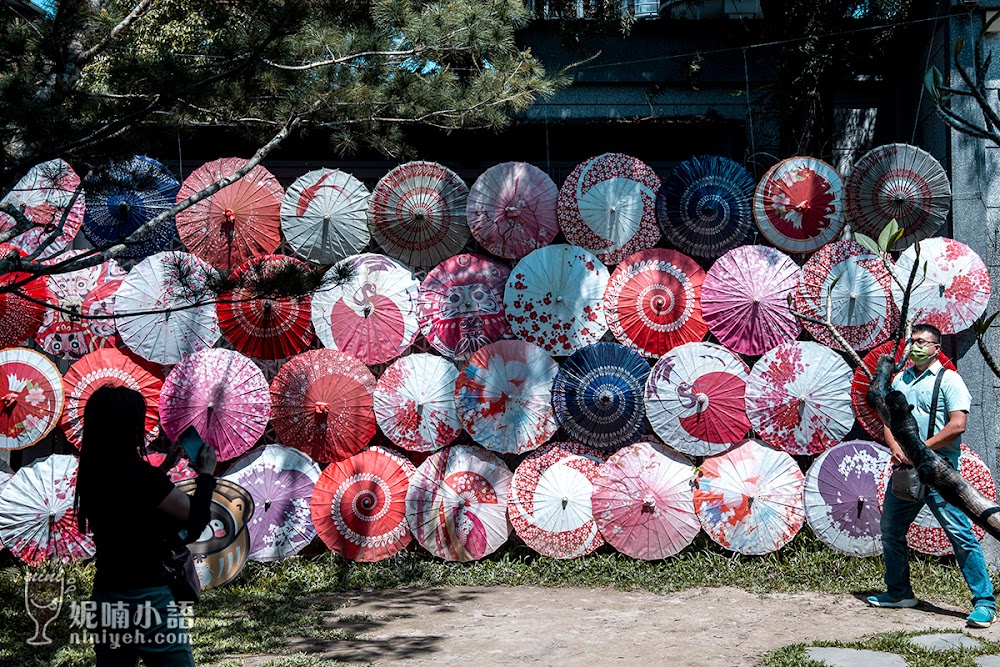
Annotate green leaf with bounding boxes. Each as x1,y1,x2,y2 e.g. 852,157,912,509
888,228,905,252
924,67,943,98
855,233,881,254
829,267,848,293
976,311,1000,335
877,219,899,252
955,37,966,56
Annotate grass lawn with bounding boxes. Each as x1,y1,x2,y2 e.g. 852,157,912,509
758,630,1000,667
0,531,984,666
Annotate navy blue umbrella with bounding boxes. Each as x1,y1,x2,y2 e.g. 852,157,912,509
83,156,179,258
656,155,755,259
551,342,650,451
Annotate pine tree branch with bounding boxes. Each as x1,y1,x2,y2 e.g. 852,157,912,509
78,0,156,64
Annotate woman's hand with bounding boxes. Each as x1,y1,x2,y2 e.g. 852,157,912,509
192,443,217,475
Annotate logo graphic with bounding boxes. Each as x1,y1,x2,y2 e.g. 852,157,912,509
24,569,72,645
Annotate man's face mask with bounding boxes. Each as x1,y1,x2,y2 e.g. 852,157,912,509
908,339,937,364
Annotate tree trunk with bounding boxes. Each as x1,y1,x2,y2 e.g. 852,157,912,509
866,353,1000,539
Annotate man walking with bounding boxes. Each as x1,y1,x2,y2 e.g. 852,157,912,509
866,323,996,628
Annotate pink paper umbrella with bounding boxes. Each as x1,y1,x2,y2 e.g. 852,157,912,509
418,253,511,362
159,348,271,462
509,442,607,559
701,245,802,357
0,159,85,259
467,161,559,260
591,440,700,560
557,153,661,265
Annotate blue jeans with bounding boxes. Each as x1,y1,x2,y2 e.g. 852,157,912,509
881,475,996,609
90,586,195,667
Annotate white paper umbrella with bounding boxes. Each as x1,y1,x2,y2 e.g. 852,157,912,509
280,168,371,265
504,244,609,355
373,353,461,453
114,251,221,365
744,341,854,456
0,454,95,565
891,237,991,335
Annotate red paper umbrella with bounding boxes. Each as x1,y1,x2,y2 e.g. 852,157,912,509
218,254,315,360
754,156,846,254
61,348,163,449
604,248,708,358
851,340,955,442
0,347,64,450
270,349,377,463
0,245,50,348
311,445,415,561
175,158,284,270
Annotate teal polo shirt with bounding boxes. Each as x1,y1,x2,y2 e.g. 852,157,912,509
891,359,971,465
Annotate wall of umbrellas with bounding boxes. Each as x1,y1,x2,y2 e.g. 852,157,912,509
0,143,994,588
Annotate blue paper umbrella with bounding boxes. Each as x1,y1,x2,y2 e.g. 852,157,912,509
656,155,755,258
82,156,179,258
551,342,650,451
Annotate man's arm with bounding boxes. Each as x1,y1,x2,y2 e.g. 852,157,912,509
883,423,912,466
925,410,967,450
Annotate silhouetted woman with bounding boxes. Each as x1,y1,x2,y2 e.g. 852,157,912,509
75,385,216,666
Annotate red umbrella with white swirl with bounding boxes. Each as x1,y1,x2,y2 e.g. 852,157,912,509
0,347,64,451
753,156,846,254
159,348,271,462
794,239,899,351
509,442,607,559
0,245,51,349
369,161,470,267
454,340,559,455
405,444,512,561
890,237,990,335
467,161,559,260
591,440,699,560
418,253,510,362
645,342,751,457
557,153,661,265
311,253,420,365
604,248,708,359
744,341,854,456
0,159,84,259
281,168,371,265
701,245,801,357
374,353,461,453
504,244,609,355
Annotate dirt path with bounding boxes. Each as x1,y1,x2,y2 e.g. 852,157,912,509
240,586,1000,666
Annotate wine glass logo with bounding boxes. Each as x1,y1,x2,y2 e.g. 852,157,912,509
24,569,70,645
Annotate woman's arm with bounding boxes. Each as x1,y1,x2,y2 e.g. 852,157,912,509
157,441,217,541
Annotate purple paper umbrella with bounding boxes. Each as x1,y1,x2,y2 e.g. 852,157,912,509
803,440,891,557
221,444,321,562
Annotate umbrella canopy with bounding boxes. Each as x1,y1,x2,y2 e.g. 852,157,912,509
0,347,64,450
82,155,179,258
604,248,708,359
311,445,415,561
373,354,461,453
891,237,990,335
744,341,854,456
270,349,377,463
368,161,470,267
509,441,607,559
61,348,163,449
875,445,993,556
851,340,956,441
656,155,756,258
805,440,890,557
280,168,371,265
467,161,559,260
38,253,125,360
454,340,559,455
418,253,510,362
753,156,846,253
311,253,420,365
80,258,128,342
694,439,805,555
645,342,750,457
701,245,802,357
175,158,284,270
114,251,221,365
591,440,699,560
222,444,321,562
845,143,951,247
178,477,254,589
557,153,661,265
505,244,609,355
0,245,51,348
794,239,899,351
0,159,84,259
142,452,196,483
217,254,315,360
0,454,94,565
551,342,650,451
159,348,271,462
405,444,512,561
